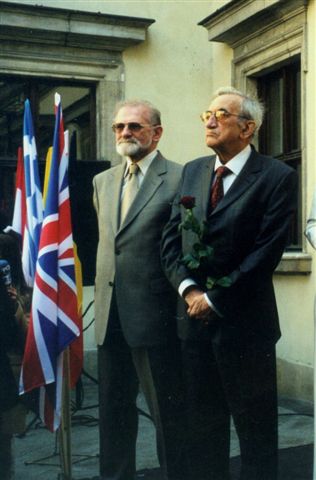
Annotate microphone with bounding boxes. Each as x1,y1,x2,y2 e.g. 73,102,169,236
0,259,12,287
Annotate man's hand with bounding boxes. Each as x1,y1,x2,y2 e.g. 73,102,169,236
7,285,17,301
184,287,213,321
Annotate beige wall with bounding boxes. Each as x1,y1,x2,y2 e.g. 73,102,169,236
120,2,233,164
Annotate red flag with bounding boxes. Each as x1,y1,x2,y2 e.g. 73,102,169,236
4,147,27,241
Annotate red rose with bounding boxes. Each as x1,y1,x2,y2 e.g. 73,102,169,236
179,196,196,209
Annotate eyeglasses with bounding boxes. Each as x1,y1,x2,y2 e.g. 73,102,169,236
111,122,160,133
200,109,250,123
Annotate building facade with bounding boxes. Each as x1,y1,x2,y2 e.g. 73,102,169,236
0,0,315,407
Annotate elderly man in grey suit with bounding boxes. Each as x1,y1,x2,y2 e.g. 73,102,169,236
93,100,184,480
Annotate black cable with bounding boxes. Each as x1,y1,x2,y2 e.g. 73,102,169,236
82,300,95,333
83,317,95,332
82,300,94,318
81,368,98,385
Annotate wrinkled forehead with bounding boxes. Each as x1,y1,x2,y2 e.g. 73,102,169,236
115,105,151,124
208,93,243,113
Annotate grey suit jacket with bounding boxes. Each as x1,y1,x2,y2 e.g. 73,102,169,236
161,147,297,344
93,151,182,347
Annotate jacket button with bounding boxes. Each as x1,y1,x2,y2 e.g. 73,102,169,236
109,281,114,287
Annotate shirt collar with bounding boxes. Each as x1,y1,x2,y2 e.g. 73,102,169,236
214,144,251,176
124,150,158,177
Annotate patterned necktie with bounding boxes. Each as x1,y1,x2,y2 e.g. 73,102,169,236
210,166,231,210
120,163,140,223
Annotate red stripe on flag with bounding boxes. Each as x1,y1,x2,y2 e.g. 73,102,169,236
22,317,46,391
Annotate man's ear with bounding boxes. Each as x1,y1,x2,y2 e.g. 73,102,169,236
240,121,256,140
152,125,163,142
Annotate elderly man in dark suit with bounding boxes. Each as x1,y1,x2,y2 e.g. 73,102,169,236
161,87,297,480
93,100,184,480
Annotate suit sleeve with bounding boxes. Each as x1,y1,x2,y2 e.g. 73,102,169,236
93,177,99,215
207,168,298,314
305,187,316,249
161,172,191,291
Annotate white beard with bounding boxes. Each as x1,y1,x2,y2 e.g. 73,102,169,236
116,141,141,157
116,138,152,159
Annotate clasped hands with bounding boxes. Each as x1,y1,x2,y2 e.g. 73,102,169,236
184,287,213,324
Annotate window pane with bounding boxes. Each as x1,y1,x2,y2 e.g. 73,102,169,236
265,77,283,157
292,69,301,151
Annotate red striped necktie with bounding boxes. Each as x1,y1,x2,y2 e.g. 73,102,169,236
210,166,231,210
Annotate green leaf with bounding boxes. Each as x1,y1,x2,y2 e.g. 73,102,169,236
206,275,232,289
191,243,214,258
182,253,196,263
206,276,216,289
181,253,201,270
203,245,214,258
216,276,232,287
190,217,201,235
187,259,201,269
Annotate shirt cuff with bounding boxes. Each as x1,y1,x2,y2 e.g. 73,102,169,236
178,278,197,297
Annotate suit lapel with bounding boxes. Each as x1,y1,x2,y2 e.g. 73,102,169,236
210,149,263,216
110,162,125,233
118,152,166,232
201,156,215,219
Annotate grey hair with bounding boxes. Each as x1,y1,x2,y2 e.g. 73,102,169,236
113,99,161,125
213,86,265,136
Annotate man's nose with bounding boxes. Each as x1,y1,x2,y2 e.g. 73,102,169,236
206,114,217,128
121,125,133,136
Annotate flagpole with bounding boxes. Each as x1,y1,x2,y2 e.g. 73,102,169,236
59,348,72,480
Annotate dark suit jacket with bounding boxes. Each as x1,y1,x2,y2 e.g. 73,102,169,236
93,152,182,348
161,146,297,345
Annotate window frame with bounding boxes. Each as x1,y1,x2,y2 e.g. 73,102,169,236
258,61,302,249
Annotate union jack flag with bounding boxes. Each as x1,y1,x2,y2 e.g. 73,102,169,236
4,147,27,243
22,100,43,286
20,93,81,432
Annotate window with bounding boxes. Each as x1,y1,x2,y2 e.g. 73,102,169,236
258,61,302,249
0,75,106,286
0,76,96,162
